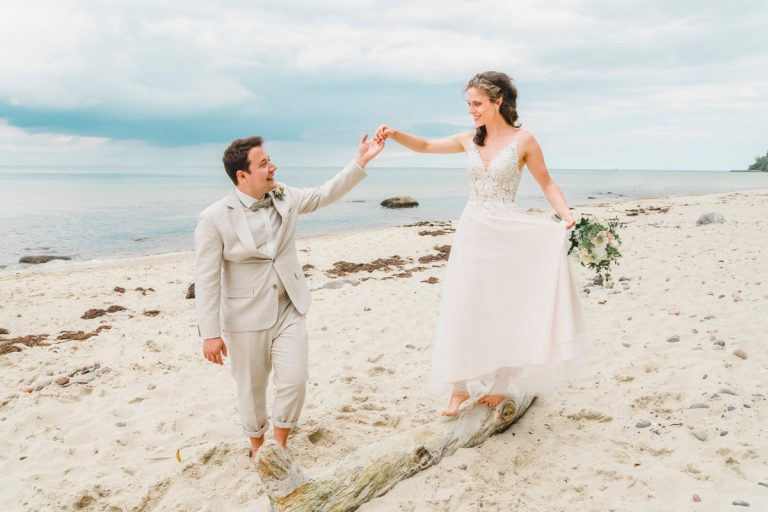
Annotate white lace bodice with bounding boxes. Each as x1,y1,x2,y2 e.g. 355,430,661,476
466,135,523,209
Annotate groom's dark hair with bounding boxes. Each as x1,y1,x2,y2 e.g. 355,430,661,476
223,136,264,185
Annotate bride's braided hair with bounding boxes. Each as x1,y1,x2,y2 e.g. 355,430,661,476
466,71,521,146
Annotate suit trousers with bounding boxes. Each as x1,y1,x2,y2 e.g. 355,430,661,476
224,293,308,437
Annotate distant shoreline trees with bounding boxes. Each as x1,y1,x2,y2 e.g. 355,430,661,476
748,150,768,171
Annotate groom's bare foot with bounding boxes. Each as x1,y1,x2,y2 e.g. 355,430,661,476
442,392,470,416
248,435,265,458
478,394,505,408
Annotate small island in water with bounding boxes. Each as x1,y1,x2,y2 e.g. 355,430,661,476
733,149,768,172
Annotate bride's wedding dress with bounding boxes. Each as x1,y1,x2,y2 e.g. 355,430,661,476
429,133,586,396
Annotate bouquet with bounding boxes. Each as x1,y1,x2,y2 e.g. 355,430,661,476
560,215,624,285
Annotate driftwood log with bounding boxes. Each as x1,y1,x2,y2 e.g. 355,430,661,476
256,393,535,511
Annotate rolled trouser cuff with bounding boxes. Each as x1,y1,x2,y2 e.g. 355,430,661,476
242,421,269,438
272,418,297,429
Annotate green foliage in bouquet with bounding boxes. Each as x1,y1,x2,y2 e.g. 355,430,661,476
566,216,625,284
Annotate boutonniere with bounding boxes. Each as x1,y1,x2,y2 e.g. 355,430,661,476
272,183,286,201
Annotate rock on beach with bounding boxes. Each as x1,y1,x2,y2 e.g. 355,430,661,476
381,196,419,209
19,255,72,264
695,212,726,226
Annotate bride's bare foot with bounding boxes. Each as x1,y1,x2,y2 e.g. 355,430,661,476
442,392,470,416
478,394,505,408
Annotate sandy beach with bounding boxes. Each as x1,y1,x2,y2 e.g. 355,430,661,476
1,189,767,511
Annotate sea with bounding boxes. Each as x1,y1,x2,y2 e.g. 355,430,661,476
1,165,766,272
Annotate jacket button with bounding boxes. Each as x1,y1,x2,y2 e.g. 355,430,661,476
272,284,277,289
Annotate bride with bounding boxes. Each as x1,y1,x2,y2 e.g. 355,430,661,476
376,71,585,416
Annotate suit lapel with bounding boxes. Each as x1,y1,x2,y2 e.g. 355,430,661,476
225,190,267,257
269,189,292,251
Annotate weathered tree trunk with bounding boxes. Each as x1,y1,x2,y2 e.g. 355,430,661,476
256,393,535,511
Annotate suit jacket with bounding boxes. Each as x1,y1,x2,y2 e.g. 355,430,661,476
195,159,367,338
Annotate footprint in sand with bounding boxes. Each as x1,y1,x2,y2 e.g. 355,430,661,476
307,427,336,447
566,409,613,422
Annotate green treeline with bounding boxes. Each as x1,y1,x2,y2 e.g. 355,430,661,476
748,150,768,171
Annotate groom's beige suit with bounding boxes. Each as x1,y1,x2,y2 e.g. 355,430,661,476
195,160,367,436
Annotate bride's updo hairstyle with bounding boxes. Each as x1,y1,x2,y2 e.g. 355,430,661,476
466,71,521,146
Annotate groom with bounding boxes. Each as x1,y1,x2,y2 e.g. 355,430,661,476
195,134,384,455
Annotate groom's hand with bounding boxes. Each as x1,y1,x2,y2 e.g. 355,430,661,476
203,337,228,365
356,133,385,168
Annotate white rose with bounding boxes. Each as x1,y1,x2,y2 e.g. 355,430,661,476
592,231,609,250
593,246,608,262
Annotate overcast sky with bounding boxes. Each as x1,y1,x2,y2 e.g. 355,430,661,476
1,0,766,170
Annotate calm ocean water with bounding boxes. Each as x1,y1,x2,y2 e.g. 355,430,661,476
1,165,766,271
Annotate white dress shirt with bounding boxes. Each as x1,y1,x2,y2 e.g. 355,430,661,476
234,187,286,296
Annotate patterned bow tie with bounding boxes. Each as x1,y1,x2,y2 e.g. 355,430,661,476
249,196,273,211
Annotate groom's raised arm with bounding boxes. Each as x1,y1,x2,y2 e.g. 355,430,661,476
293,160,367,215
294,133,384,214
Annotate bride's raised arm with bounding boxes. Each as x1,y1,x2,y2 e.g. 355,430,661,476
374,124,469,154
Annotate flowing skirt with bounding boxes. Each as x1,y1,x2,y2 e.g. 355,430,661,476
429,200,586,396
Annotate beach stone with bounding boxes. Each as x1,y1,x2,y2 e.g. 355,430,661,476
186,283,195,299
320,279,360,290
692,494,701,502
695,213,725,226
727,405,736,411
635,420,651,428
719,387,737,396
115,422,127,427
113,286,126,293
692,428,707,441
668,308,680,315
689,403,709,409
720,430,728,436
55,376,69,386
380,196,419,209
732,500,749,507
0,328,9,335
703,315,715,320
691,328,698,334
405,344,416,349
713,340,725,347
667,335,680,343
758,481,768,488
21,386,33,393
733,349,748,360
147,383,156,390
70,374,96,385
622,343,631,348
19,255,72,264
